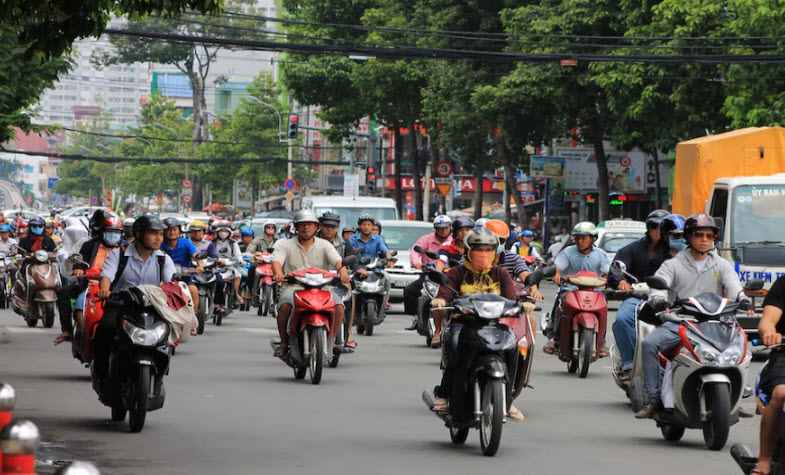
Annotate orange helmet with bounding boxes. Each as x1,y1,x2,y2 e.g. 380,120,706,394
484,219,510,240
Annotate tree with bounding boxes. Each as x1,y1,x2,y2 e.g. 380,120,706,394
55,116,120,201
0,0,220,142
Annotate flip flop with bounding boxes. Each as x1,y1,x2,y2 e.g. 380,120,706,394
53,334,72,346
345,340,358,349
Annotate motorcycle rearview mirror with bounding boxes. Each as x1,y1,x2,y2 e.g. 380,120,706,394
427,269,450,286
541,265,556,278
744,279,765,291
610,260,626,278
342,255,358,267
389,250,398,257
413,245,425,254
524,269,544,287
645,276,669,290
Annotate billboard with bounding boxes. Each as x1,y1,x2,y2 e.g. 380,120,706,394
555,147,646,193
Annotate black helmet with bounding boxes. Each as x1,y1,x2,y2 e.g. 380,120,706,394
28,216,45,228
646,209,670,228
451,216,475,237
684,213,720,239
88,209,110,236
318,211,341,226
357,214,375,226
162,217,182,231
132,215,165,239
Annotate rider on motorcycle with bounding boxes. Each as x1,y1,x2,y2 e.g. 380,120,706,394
0,223,18,255
94,216,176,382
342,227,355,242
753,275,785,475
635,213,750,419
211,220,244,305
238,225,255,253
122,218,135,245
403,215,453,319
511,229,541,259
317,212,345,257
609,209,671,379
437,216,475,268
483,220,534,283
247,221,277,254
18,216,56,253
544,221,610,356
161,217,202,314
44,218,61,246
348,214,392,259
430,229,517,419
188,220,217,257
271,210,351,357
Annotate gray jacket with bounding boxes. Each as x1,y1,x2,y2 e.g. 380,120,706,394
651,249,746,304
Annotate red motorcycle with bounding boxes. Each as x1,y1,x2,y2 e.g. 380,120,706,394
72,268,104,365
254,251,275,317
545,271,609,378
271,267,348,385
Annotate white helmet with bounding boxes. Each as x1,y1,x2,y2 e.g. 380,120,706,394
433,215,451,229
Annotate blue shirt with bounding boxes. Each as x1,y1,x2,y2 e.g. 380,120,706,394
348,234,389,258
554,245,610,276
161,238,198,268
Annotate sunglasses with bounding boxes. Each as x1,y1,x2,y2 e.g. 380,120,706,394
692,231,715,240
321,224,338,229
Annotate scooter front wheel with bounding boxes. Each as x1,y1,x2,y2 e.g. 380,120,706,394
479,379,504,456
702,383,731,450
578,328,594,378
364,301,376,336
449,426,469,445
309,326,326,385
42,302,55,329
128,365,151,433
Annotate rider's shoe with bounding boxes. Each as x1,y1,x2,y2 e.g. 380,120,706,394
634,403,660,419
405,319,418,331
543,339,556,354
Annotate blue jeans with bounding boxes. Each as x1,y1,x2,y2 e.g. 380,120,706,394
612,298,640,371
642,322,681,403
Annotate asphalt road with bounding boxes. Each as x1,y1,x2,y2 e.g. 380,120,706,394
0,283,762,474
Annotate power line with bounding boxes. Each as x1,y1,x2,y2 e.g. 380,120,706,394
103,27,785,64
0,147,352,165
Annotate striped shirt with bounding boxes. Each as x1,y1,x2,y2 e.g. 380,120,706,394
498,250,529,279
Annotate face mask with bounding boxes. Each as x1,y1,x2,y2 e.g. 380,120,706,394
469,250,495,271
31,226,44,236
218,231,230,240
103,230,122,247
669,237,686,252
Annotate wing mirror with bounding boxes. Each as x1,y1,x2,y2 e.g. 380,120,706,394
427,269,450,286
744,279,765,291
524,269,544,287
645,276,669,290
610,260,626,279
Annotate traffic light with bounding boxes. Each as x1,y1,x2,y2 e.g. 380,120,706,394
287,114,299,139
366,166,376,193
609,193,628,206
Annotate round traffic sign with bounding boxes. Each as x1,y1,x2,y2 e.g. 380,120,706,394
182,195,192,204
284,178,296,190
620,156,632,167
435,160,452,178
182,178,192,189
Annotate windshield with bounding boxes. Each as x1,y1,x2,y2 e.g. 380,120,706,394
382,226,432,251
732,185,785,245
313,207,397,230
600,235,640,253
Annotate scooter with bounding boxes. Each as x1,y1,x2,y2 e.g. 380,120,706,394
93,288,172,433
541,270,609,378
213,258,236,326
239,255,253,312
630,276,753,451
174,254,216,335
352,254,390,337
0,251,14,309
421,269,543,456
412,245,460,347
270,267,348,384
11,250,61,328
254,250,275,317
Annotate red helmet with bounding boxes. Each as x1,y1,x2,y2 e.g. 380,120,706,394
104,216,123,232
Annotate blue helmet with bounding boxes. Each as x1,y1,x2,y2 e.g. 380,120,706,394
521,229,535,238
239,225,254,238
0,224,10,233
661,214,687,252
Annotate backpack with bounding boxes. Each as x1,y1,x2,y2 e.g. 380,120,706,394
111,252,167,290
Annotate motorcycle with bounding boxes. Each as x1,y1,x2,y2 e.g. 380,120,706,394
239,255,253,312
93,288,172,433
541,270,610,378
412,245,460,347
213,258,236,326
630,276,753,451
174,254,216,335
352,254,391,337
421,269,545,456
253,250,275,317
70,259,102,365
0,251,14,309
270,267,349,384
11,250,60,328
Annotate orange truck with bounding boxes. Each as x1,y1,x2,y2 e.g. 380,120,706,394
674,127,785,287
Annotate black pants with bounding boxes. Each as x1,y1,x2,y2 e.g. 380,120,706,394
403,275,424,316
56,276,85,335
93,305,120,379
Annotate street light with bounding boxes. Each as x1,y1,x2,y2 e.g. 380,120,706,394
245,96,285,143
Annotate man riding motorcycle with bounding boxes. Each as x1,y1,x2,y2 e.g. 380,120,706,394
94,216,176,382
403,215,453,318
161,218,201,313
544,221,610,355
188,220,217,257
271,210,351,357
512,229,541,259
483,220,535,283
317,212,345,257
429,229,520,420
238,225,255,253
0,223,18,255
752,275,785,475
212,220,244,305
635,213,751,419
610,209,671,378
250,221,278,252
437,216,475,267
18,216,56,253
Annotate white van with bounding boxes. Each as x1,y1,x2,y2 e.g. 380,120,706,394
300,196,399,229
707,173,785,286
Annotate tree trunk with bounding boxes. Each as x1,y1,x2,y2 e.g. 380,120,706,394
410,128,423,221
590,120,610,222
473,166,484,220
188,70,208,211
251,171,259,216
394,128,403,217
653,149,663,209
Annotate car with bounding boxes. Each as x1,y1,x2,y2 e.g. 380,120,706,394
596,219,646,261
59,206,116,220
301,196,398,230
254,209,293,220
379,220,434,301
2,208,46,222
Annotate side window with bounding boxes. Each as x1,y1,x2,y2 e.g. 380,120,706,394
709,189,728,240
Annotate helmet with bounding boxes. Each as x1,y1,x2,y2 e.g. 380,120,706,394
572,221,598,237
646,209,670,228
660,214,686,236
294,210,319,225
104,216,123,232
521,229,535,238
162,217,182,231
684,213,720,239
374,221,382,233
0,224,11,233
132,215,165,238
319,212,341,226
123,217,135,229
29,216,45,236
451,216,475,237
239,225,254,238
88,209,110,236
212,219,232,232
484,219,510,240
357,213,375,226
342,226,355,233
189,219,207,232
464,228,500,250
433,215,451,229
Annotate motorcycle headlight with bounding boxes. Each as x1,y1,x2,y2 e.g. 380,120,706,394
359,281,381,292
424,280,440,296
717,338,745,366
122,320,168,347
473,301,505,319
34,250,48,263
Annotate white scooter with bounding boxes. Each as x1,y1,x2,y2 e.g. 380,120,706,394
628,276,753,451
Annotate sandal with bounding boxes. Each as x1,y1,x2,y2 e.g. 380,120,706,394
53,334,72,346
432,397,449,413
508,404,526,422
543,340,556,355
431,333,442,349
597,347,609,358
345,340,358,349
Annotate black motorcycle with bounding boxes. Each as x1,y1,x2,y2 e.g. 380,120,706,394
412,246,461,347
93,288,172,433
352,254,392,337
421,270,525,456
